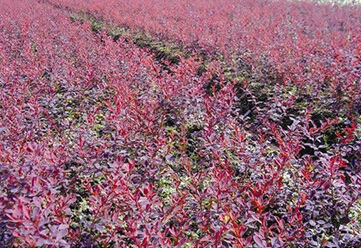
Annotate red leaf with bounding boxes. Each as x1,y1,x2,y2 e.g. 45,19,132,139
253,234,266,248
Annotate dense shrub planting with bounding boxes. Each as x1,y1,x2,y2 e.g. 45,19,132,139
1,0,361,247
45,0,361,117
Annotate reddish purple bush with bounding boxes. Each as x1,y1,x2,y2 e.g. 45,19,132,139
1,0,360,247
45,0,361,116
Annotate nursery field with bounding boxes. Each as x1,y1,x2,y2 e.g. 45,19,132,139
1,0,361,247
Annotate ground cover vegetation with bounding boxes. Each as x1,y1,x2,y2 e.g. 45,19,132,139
0,0,361,247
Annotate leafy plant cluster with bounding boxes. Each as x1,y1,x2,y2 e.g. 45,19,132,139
1,0,361,247
44,0,361,116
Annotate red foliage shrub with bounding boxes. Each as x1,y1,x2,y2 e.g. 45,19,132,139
45,0,361,116
1,0,360,247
